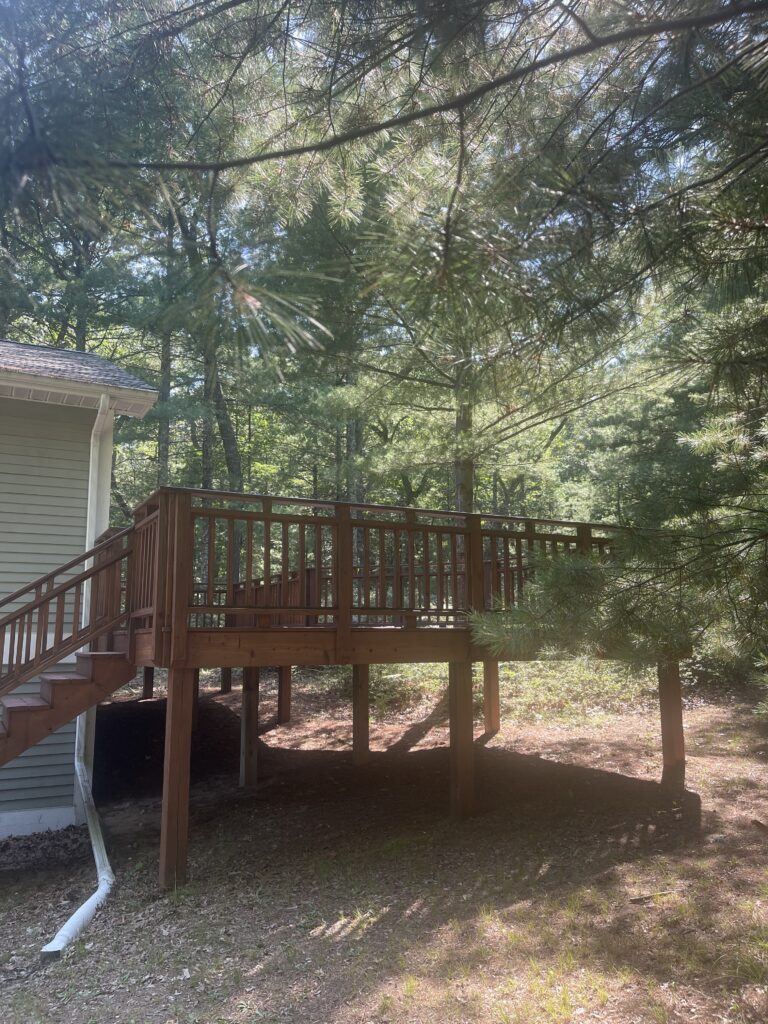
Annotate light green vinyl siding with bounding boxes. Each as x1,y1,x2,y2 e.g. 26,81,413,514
0,398,94,818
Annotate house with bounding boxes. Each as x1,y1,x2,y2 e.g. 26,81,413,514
0,340,157,838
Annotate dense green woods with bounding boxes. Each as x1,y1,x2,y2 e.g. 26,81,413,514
2,0,767,664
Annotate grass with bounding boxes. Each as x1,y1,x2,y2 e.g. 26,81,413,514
2,665,767,1023
293,658,657,724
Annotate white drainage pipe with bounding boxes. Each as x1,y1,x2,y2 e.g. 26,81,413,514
40,757,115,960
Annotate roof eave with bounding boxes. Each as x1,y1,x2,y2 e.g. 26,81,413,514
0,370,158,419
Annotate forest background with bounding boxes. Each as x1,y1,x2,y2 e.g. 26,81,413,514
2,0,767,671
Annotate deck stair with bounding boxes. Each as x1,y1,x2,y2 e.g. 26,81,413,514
0,652,135,767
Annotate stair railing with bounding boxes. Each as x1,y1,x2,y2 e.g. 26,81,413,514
0,527,133,699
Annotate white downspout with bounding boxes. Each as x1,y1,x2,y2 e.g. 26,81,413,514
43,394,116,959
40,758,115,960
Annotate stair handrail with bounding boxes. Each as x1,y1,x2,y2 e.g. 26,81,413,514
0,526,134,698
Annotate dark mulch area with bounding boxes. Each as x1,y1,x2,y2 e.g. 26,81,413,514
91,686,700,841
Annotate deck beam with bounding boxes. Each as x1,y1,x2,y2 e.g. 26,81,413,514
159,666,195,888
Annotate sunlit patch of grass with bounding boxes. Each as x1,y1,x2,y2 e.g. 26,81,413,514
296,658,656,723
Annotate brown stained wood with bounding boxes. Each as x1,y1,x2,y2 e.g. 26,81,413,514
483,660,500,734
159,666,195,888
352,664,370,765
240,666,260,788
336,504,353,660
170,492,193,667
142,666,155,699
658,660,686,794
186,626,480,667
448,660,475,818
220,667,232,694
467,515,485,613
277,665,292,724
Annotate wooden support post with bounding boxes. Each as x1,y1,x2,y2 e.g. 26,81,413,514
142,666,155,700
240,667,259,788
658,660,685,794
277,665,292,724
448,660,475,818
352,664,370,765
483,660,500,734
159,666,195,888
220,667,232,694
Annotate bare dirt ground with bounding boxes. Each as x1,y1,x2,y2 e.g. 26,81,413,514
1,668,767,1024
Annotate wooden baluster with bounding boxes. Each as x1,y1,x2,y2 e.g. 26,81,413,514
206,516,216,607
450,531,460,616
226,518,236,611
72,581,82,641
422,527,430,616
467,515,485,613
281,520,290,621
170,491,193,668
245,519,254,608
53,594,65,650
298,523,306,612
393,528,402,625
436,530,445,615
336,504,353,661
502,536,512,608
378,528,386,623
362,526,370,612
259,500,272,627
405,511,416,628
314,521,323,622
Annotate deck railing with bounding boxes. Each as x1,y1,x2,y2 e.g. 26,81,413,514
124,488,616,666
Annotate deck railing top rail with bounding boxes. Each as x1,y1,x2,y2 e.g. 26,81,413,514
134,486,619,533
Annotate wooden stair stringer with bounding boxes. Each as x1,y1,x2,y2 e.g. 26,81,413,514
0,653,135,767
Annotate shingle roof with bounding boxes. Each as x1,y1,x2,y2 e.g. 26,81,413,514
0,339,156,393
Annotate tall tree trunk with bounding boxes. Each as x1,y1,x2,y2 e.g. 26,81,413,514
157,329,172,486
201,344,216,489
213,375,243,492
454,398,474,513
157,217,175,487
345,416,364,503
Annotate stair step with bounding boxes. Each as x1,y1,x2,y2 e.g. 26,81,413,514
40,674,94,705
2,695,49,710
1,695,50,726
39,672,90,684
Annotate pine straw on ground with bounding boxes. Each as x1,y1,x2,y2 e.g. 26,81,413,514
1,666,767,1024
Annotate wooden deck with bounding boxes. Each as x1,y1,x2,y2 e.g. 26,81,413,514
0,487,688,888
